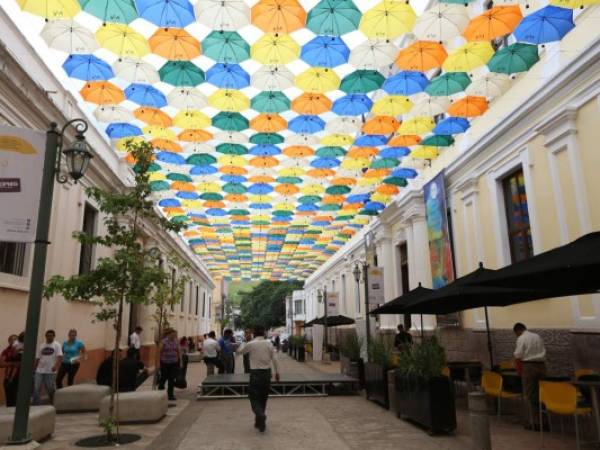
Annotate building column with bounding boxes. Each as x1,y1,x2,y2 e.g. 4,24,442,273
375,230,397,330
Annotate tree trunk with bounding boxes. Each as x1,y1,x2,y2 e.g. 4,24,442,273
108,294,124,441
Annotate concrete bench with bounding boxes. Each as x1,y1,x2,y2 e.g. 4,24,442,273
98,390,167,424
54,384,111,413
0,406,55,443
187,352,202,363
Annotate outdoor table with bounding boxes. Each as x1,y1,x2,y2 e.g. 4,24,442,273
447,361,483,392
572,380,600,443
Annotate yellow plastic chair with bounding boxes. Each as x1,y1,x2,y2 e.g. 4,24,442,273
575,369,596,380
498,360,515,371
481,371,521,416
539,381,592,450
441,366,450,378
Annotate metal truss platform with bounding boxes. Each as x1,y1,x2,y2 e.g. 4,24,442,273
197,373,359,399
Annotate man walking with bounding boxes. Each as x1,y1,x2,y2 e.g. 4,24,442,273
202,331,222,375
129,326,143,361
33,330,63,405
236,325,280,432
218,329,237,374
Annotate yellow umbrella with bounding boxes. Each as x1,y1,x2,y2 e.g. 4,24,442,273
173,110,211,129
301,184,325,195
96,23,150,58
341,158,370,170
196,182,221,193
358,177,381,186
354,216,370,225
218,155,247,166
359,0,416,39
149,172,166,181
442,41,494,72
371,192,391,203
209,89,250,112
275,202,295,211
143,126,177,140
398,116,435,135
249,195,273,203
115,136,145,152
411,145,439,159
182,199,203,209
550,0,599,7
372,95,413,116
279,167,305,176
295,68,340,93
321,133,353,146
17,0,80,19
251,33,300,65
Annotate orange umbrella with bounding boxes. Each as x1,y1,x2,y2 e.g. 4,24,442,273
377,184,400,195
291,93,332,115
225,194,247,202
249,175,275,183
249,156,279,167
395,41,447,72
163,207,185,215
250,114,287,132
347,147,378,158
252,0,306,33
307,168,334,178
283,145,314,157
80,81,124,105
149,28,200,60
364,168,391,178
323,195,346,204
343,203,361,210
362,115,400,134
463,6,522,42
171,181,195,191
297,211,316,216
331,177,356,186
134,107,172,127
151,138,182,152
275,183,300,195
220,165,248,175
389,134,421,146
178,129,212,142
448,96,488,117
204,200,226,208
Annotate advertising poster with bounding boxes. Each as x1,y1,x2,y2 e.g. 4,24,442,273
367,266,384,304
326,291,339,316
0,125,45,242
424,171,455,289
312,324,323,362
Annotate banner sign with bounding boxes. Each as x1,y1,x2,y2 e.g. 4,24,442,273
424,171,455,289
326,291,339,316
367,266,384,304
312,324,323,362
0,125,45,242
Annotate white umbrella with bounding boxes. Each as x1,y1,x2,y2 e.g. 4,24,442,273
247,167,276,177
40,19,98,54
412,4,469,43
184,142,213,153
212,131,248,143
280,158,309,168
113,57,159,84
195,0,250,31
409,97,450,117
251,65,295,91
326,116,361,134
285,134,319,145
167,87,208,109
466,73,511,99
93,105,134,122
349,39,397,70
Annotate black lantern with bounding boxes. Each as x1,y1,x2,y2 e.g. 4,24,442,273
62,132,93,182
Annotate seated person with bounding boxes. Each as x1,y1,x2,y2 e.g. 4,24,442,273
96,351,116,387
119,347,147,392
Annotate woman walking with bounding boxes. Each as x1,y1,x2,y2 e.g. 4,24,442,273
57,329,86,388
158,328,180,401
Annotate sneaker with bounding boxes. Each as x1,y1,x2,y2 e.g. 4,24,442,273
258,415,266,433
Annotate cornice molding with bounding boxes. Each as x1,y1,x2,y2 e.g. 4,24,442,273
535,107,578,150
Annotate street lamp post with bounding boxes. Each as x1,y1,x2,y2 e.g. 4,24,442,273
317,287,328,361
10,121,92,444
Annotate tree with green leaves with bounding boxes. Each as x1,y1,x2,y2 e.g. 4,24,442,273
44,140,185,443
239,280,303,330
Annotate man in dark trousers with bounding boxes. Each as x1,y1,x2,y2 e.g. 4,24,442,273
236,325,280,432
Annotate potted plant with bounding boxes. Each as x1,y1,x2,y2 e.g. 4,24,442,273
395,337,456,434
340,334,365,388
296,336,306,362
365,335,395,409
329,344,340,361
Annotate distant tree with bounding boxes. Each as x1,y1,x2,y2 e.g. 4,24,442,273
239,280,303,330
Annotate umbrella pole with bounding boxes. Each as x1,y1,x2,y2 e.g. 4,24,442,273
420,314,424,340
484,306,494,369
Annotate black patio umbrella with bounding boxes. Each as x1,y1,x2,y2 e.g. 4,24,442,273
303,315,355,327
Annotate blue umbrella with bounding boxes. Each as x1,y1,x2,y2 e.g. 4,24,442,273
391,167,418,178
298,204,319,212
300,35,350,68
136,0,195,27
125,83,167,107
288,115,325,134
347,193,370,203
248,183,274,195
159,198,180,207
364,200,385,210
190,165,218,175
62,54,113,81
221,174,247,183
176,191,199,199
332,94,373,116
382,71,429,95
379,146,410,158
106,122,142,138
250,203,272,210
156,151,185,165
206,63,250,89
310,157,340,168
513,5,574,44
206,208,227,216
249,144,281,156
433,117,470,135
354,134,388,146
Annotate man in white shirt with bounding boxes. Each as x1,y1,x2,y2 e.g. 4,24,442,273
129,326,142,361
513,322,546,429
236,325,280,432
33,330,63,405
202,331,222,375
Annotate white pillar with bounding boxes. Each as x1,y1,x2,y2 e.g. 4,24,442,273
410,215,437,331
377,233,397,329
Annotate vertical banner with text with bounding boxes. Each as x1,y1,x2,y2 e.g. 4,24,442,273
326,291,339,316
0,125,46,242
367,266,384,304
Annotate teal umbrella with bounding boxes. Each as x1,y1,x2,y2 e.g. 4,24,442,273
202,31,250,64
80,0,138,24
316,146,346,157
421,135,455,147
150,180,170,191
325,185,351,195
186,153,217,165
277,176,303,184
306,0,361,36
299,195,321,204
371,158,400,169
200,192,224,200
251,91,290,113
426,72,471,96
166,172,192,182
321,204,341,211
212,112,249,131
223,182,247,194
216,143,247,155
383,176,407,187
340,70,385,93
488,43,539,74
250,133,284,145
159,61,204,87
229,209,249,215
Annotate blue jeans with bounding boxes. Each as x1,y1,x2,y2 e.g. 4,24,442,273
33,373,56,405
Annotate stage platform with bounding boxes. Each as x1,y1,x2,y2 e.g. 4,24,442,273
197,373,359,399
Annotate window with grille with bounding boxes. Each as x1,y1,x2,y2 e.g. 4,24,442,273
195,285,199,316
78,203,97,275
502,168,533,262
0,242,26,276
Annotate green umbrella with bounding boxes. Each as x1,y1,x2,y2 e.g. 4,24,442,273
166,172,193,182
488,43,539,74
216,143,247,155
273,210,293,217
426,72,471,96
252,219,270,225
359,209,379,216
371,158,400,169
212,112,249,131
80,0,138,24
305,229,322,235
223,182,247,194
250,133,284,145
421,135,455,147
325,185,351,195
320,204,341,211
171,215,189,224
150,180,170,191
336,214,355,221
277,176,303,184
251,91,290,113
299,195,322,204
340,70,385,93
316,146,346,157
383,176,407,187
186,153,217,165
202,31,250,64
138,162,161,173
229,209,249,215
200,192,224,201
159,61,204,87
306,0,361,36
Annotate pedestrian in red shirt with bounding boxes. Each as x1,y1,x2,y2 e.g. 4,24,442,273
1,334,20,406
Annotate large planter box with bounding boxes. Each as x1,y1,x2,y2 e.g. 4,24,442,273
395,374,456,434
341,356,365,388
296,346,305,362
365,362,389,409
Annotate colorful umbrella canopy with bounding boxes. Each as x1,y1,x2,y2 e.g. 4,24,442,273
252,0,307,33
17,0,80,19
513,5,574,44
301,35,350,68
463,5,523,41
196,0,250,31
306,0,361,35
442,41,494,72
41,19,98,53
203,31,250,63
359,0,416,39
412,4,469,43
488,43,539,73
